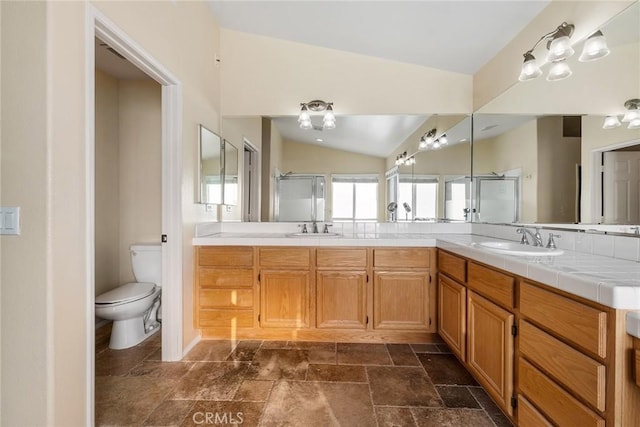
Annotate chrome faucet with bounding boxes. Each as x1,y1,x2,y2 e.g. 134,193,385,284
516,227,544,246
300,224,308,234
323,224,332,234
312,222,319,234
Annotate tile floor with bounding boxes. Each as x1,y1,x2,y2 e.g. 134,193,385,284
95,326,513,427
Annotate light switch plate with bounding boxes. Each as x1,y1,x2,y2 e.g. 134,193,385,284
0,207,21,235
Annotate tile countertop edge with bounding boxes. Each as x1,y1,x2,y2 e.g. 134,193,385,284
192,233,640,329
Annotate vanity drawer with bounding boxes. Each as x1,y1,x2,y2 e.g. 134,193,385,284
316,248,367,268
517,395,553,427
198,268,254,288
520,281,607,358
198,247,253,267
520,320,606,411
519,358,605,427
467,262,514,309
199,309,254,328
438,250,466,283
259,248,311,268
373,248,430,268
199,289,254,308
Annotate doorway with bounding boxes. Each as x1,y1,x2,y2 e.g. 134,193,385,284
87,6,184,424
243,140,260,222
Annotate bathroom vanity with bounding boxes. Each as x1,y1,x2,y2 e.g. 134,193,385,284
193,228,640,426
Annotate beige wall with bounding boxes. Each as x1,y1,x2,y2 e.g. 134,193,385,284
581,115,640,222
1,1,222,424
474,1,634,111
95,70,121,296
536,117,581,223
281,140,387,221
474,120,538,223
1,2,48,424
220,29,472,117
118,79,162,283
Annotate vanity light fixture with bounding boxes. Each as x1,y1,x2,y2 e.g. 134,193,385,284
602,99,640,130
298,100,336,130
519,22,577,82
418,129,448,151
394,151,416,166
579,30,610,62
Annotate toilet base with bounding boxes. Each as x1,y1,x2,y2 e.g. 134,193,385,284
109,316,160,350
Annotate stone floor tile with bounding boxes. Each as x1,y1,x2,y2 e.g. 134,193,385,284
246,348,309,380
375,406,418,427
306,364,367,382
168,362,249,401
261,381,376,427
128,361,194,380
418,353,478,386
95,345,158,376
143,399,195,426
226,340,262,362
410,408,495,427
387,344,420,366
367,366,442,407
182,340,237,362
436,386,481,409
468,387,514,427
336,342,392,365
233,380,274,402
287,341,336,364
95,376,177,426
410,343,442,354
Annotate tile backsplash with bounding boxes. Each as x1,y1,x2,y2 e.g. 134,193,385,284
471,223,640,263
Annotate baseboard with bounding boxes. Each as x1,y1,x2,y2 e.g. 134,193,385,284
182,333,202,359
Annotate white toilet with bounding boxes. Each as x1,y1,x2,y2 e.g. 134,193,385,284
95,243,162,350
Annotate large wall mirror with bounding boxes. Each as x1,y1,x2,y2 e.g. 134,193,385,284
198,124,222,205
473,2,640,231
223,140,239,206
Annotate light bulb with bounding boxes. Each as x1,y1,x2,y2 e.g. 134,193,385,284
418,138,428,150
439,134,448,145
323,105,335,123
602,115,621,129
323,119,336,130
299,119,312,130
622,109,640,123
518,52,542,81
579,30,610,62
547,35,574,62
629,119,640,130
546,60,572,81
298,105,310,123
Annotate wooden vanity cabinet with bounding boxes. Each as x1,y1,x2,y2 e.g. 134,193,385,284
315,248,367,329
437,251,467,361
373,248,434,331
258,248,311,328
194,246,256,329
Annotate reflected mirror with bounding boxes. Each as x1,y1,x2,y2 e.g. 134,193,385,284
199,125,222,205
223,140,239,205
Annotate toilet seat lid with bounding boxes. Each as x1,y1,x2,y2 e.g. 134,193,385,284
96,282,156,304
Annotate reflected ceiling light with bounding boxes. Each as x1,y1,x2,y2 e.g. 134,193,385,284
395,151,416,166
602,115,621,129
298,100,336,130
546,23,575,62
622,99,640,123
546,59,572,81
439,134,448,146
418,129,437,150
518,52,542,81
579,30,610,62
629,119,640,130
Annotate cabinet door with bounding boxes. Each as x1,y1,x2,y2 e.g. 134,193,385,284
316,271,367,329
260,270,310,328
373,271,430,330
438,275,466,361
467,290,514,416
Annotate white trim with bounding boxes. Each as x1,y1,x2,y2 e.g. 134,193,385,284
182,334,202,359
86,5,184,423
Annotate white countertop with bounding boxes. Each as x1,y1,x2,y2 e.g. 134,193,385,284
193,231,640,336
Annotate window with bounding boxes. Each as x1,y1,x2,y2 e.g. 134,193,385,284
398,175,438,220
332,175,378,221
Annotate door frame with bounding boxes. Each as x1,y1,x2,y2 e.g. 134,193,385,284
242,138,260,221
85,5,184,424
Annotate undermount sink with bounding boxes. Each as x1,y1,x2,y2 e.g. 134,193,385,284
286,232,342,238
475,241,564,256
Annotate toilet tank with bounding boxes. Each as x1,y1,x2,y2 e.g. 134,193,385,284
130,243,162,285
